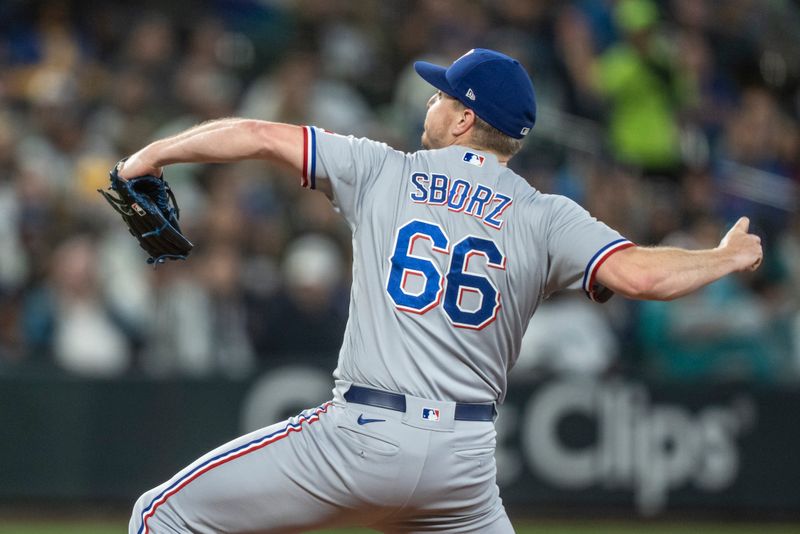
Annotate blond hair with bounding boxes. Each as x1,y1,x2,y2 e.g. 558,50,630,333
451,98,524,159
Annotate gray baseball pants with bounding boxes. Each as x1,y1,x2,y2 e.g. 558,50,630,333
129,388,512,533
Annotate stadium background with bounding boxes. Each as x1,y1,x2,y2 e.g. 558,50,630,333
0,0,798,532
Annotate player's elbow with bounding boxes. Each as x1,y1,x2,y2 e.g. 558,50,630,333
243,120,304,169
615,272,676,301
597,250,676,301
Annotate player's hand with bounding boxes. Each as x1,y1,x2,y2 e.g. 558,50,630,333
718,217,763,272
117,147,163,181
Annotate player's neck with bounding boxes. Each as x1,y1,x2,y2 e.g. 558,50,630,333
454,141,509,166
449,132,509,166
494,153,509,166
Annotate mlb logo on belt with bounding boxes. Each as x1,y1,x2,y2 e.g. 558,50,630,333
463,152,485,167
422,408,440,422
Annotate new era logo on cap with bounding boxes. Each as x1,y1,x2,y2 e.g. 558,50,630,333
422,408,440,422
520,127,530,136
465,88,476,101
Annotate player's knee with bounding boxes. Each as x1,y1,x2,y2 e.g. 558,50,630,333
128,491,148,534
129,487,189,534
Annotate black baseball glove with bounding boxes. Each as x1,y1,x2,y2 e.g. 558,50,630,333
98,160,193,265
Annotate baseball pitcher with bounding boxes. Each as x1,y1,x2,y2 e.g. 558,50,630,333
119,49,762,533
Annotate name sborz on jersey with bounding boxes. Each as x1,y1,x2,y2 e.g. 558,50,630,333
409,172,513,230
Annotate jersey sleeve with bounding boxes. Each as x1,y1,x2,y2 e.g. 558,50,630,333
300,125,402,226
543,194,634,302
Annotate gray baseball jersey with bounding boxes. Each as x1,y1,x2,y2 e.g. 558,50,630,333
302,127,632,404
130,128,633,534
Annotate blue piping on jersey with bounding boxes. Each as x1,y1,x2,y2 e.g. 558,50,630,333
581,238,628,292
309,126,317,189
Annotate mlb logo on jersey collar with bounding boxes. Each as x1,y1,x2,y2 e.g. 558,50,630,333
463,152,485,167
422,408,441,422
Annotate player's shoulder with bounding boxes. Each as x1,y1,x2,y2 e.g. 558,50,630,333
491,165,542,210
502,178,595,231
533,191,588,212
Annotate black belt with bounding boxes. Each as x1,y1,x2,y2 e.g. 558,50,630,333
344,385,495,422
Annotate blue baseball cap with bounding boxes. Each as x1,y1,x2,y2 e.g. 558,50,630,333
414,48,536,139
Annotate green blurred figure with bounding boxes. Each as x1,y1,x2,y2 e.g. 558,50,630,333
593,0,685,175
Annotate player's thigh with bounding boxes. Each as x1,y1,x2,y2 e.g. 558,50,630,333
129,403,342,534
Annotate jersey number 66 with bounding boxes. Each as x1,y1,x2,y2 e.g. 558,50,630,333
386,219,506,330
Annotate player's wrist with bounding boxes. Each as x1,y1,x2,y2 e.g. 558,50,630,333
129,143,165,177
142,142,167,171
711,244,740,273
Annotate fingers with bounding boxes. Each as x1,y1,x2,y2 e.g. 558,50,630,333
115,160,129,182
718,217,764,272
748,236,763,271
744,219,762,271
733,216,750,233
117,158,141,180
117,151,161,180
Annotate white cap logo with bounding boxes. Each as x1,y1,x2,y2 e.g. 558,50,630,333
520,127,530,136
466,88,476,101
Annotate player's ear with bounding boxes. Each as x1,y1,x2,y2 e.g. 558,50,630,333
452,107,476,136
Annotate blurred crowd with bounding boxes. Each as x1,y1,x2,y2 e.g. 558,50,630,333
0,0,798,384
